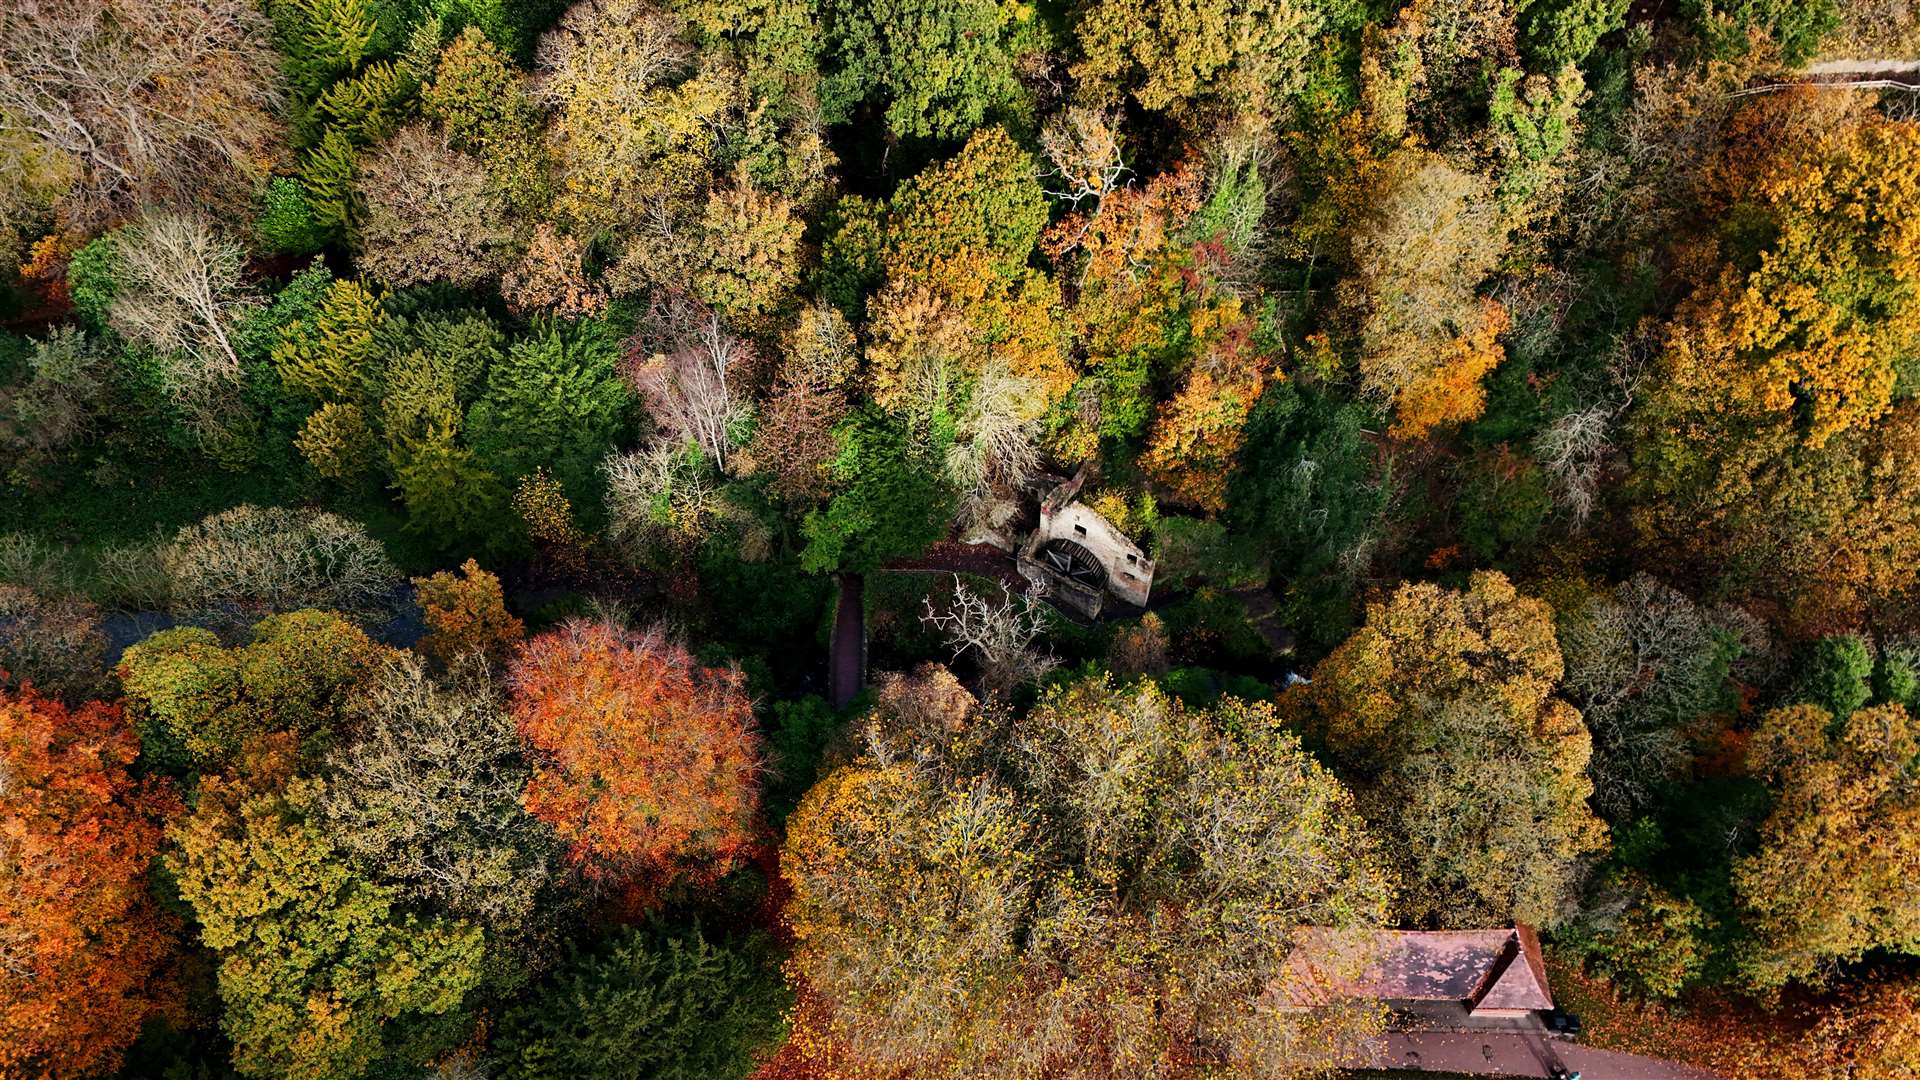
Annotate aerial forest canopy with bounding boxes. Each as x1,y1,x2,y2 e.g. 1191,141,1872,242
6,0,1920,1076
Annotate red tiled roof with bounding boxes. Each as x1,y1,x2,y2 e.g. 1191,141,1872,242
1279,925,1553,1013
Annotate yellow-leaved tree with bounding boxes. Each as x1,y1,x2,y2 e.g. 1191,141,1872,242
1287,571,1607,928
1734,702,1920,991
783,667,1396,1077
1632,92,1920,631
1338,149,1511,439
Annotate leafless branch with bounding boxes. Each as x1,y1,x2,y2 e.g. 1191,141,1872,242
921,575,1058,699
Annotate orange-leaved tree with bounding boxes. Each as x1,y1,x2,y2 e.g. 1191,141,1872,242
1631,93,1920,630
0,688,180,1079
509,620,761,899
413,559,524,667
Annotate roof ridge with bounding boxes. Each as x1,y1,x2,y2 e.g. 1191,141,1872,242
1465,931,1522,1007
1468,926,1554,1012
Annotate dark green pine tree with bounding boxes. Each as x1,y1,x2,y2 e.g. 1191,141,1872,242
466,317,629,499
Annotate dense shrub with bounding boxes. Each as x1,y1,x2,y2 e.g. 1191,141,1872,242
1574,872,1709,1000
1456,447,1551,564
160,505,401,622
64,235,121,329
255,176,328,255
118,609,398,771
1557,576,1749,819
1152,516,1268,589
0,533,75,597
799,410,954,574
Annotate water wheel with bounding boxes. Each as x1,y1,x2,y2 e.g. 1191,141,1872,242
1038,538,1106,591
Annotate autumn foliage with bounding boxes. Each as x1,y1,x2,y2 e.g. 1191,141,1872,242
1046,160,1276,503
166,736,484,1080
1734,702,1920,990
1633,94,1920,628
782,669,1395,1076
1290,571,1607,927
413,559,525,666
117,609,398,769
12,1,1920,1075
1551,951,1920,1080
1340,150,1510,440
1138,297,1273,511
509,620,762,898
0,689,179,1080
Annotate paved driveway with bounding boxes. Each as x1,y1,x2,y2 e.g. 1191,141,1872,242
1350,1031,1721,1079
828,573,864,708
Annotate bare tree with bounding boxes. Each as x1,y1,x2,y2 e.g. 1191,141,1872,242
601,442,724,553
531,0,691,108
1038,106,1127,210
623,306,757,475
161,505,400,624
1559,575,1752,818
0,584,108,701
356,125,512,289
0,0,285,226
1534,403,1614,525
108,210,260,447
743,304,856,503
91,537,172,611
921,576,1058,699
746,373,846,504
604,193,696,297
0,533,75,597
865,663,982,765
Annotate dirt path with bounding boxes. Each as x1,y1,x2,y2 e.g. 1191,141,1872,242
882,541,1026,589
828,573,865,709
1804,59,1920,78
